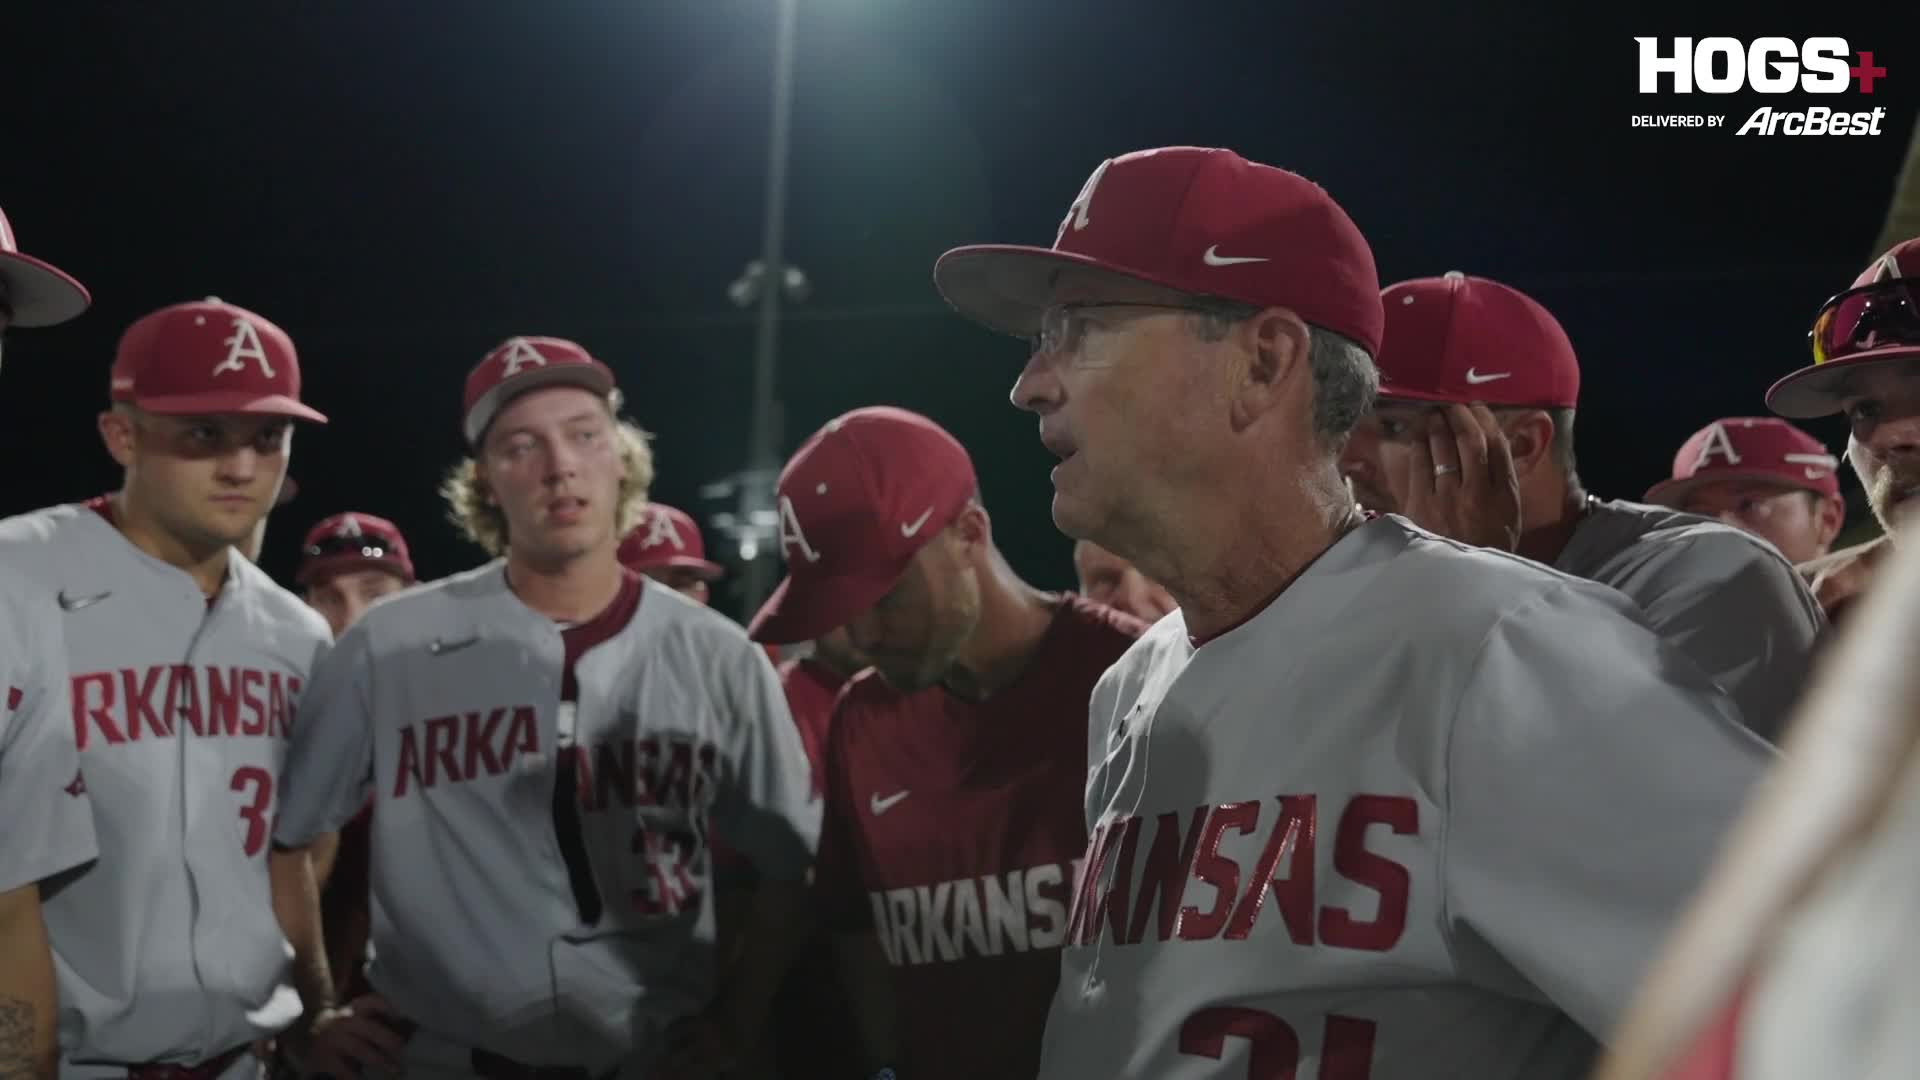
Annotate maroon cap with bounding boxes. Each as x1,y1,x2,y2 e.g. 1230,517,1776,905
1767,237,1920,419
296,512,415,588
0,207,90,328
933,146,1384,355
748,407,977,645
462,336,616,446
617,503,722,579
1376,272,1579,408
110,297,325,422
1644,417,1841,507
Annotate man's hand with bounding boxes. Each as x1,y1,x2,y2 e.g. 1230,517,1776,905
286,993,407,1079
1399,402,1522,551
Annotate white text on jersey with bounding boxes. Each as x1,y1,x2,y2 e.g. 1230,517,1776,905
1066,795,1419,950
70,666,300,750
866,861,1079,966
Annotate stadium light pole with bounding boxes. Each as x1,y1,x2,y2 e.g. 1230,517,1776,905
723,0,804,627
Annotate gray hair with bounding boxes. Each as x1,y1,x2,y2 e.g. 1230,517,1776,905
1188,303,1379,447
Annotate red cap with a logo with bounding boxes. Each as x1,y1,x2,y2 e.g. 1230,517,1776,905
296,512,415,588
617,503,722,579
1375,273,1579,408
110,297,325,422
462,336,616,446
1643,417,1841,507
748,407,977,645
0,206,90,328
933,146,1383,355
1767,236,1920,419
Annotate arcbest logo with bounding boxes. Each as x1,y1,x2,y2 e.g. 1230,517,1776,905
1630,37,1888,136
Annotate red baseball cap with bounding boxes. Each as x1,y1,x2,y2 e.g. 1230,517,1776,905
617,503,723,580
748,407,977,645
296,512,415,588
1767,237,1920,419
1643,417,1841,507
0,207,89,328
110,297,325,422
1375,272,1580,408
462,336,616,446
932,146,1383,355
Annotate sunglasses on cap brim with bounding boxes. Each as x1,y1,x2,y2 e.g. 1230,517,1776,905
303,533,396,561
1809,276,1920,366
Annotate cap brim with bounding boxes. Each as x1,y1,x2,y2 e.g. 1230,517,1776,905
132,390,327,423
1766,348,1920,419
933,244,1193,337
1643,469,1833,508
465,364,616,445
296,554,413,589
664,556,724,580
0,251,91,328
748,564,900,646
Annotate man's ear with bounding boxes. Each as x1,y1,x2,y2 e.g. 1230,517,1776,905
950,502,991,555
1231,308,1311,432
1814,493,1846,548
1502,409,1558,478
98,409,136,469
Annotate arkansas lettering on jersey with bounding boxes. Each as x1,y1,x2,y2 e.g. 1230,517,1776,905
816,594,1144,1080
0,502,331,1067
1036,517,1772,1080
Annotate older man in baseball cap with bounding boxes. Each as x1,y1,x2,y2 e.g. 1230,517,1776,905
740,406,1142,1080
1338,271,1822,740
0,204,93,1080
935,145,1770,1080
1643,417,1845,565
1761,236,1920,624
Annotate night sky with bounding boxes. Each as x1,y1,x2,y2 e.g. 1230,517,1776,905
4,2,1914,623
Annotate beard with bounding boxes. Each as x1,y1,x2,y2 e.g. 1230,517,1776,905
1864,462,1920,534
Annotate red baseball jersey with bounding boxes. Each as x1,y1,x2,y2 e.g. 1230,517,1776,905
816,595,1144,1080
777,656,847,792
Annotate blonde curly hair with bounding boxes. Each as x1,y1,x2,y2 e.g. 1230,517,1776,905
441,391,656,558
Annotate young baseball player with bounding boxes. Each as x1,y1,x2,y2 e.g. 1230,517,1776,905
272,336,819,1079
0,203,96,1080
616,502,724,605
1763,235,1920,625
1338,272,1824,741
935,145,1774,1080
0,296,335,1078
1642,417,1845,566
742,406,1146,1080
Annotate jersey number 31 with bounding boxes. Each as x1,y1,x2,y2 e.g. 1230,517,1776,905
1181,1008,1376,1079
230,765,274,857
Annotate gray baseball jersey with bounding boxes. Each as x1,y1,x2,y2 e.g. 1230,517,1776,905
1036,516,1772,1080
0,566,95,893
274,564,819,1071
1554,497,1822,742
0,501,330,1067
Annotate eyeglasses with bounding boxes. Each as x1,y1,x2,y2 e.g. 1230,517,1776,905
1808,276,1920,367
303,533,393,561
1029,300,1251,357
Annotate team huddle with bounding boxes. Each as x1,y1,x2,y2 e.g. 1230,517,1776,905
0,142,1915,1080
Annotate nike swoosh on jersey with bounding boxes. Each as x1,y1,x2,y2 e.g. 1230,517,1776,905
870,790,910,815
57,590,111,611
428,635,480,656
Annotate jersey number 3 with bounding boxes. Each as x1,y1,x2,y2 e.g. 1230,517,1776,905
1180,1007,1376,1079
230,766,274,857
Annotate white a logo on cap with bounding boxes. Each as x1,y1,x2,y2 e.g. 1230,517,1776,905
499,337,549,377
334,514,363,538
1057,158,1112,241
211,317,274,379
641,509,683,551
776,494,821,564
1691,421,1743,471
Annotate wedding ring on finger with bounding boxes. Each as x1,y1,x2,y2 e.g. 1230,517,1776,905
1433,463,1462,478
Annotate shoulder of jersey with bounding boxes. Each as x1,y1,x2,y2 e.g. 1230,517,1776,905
349,561,497,640
1607,497,1807,577
1376,513,1638,618
229,557,331,639
638,576,759,647
0,503,90,568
